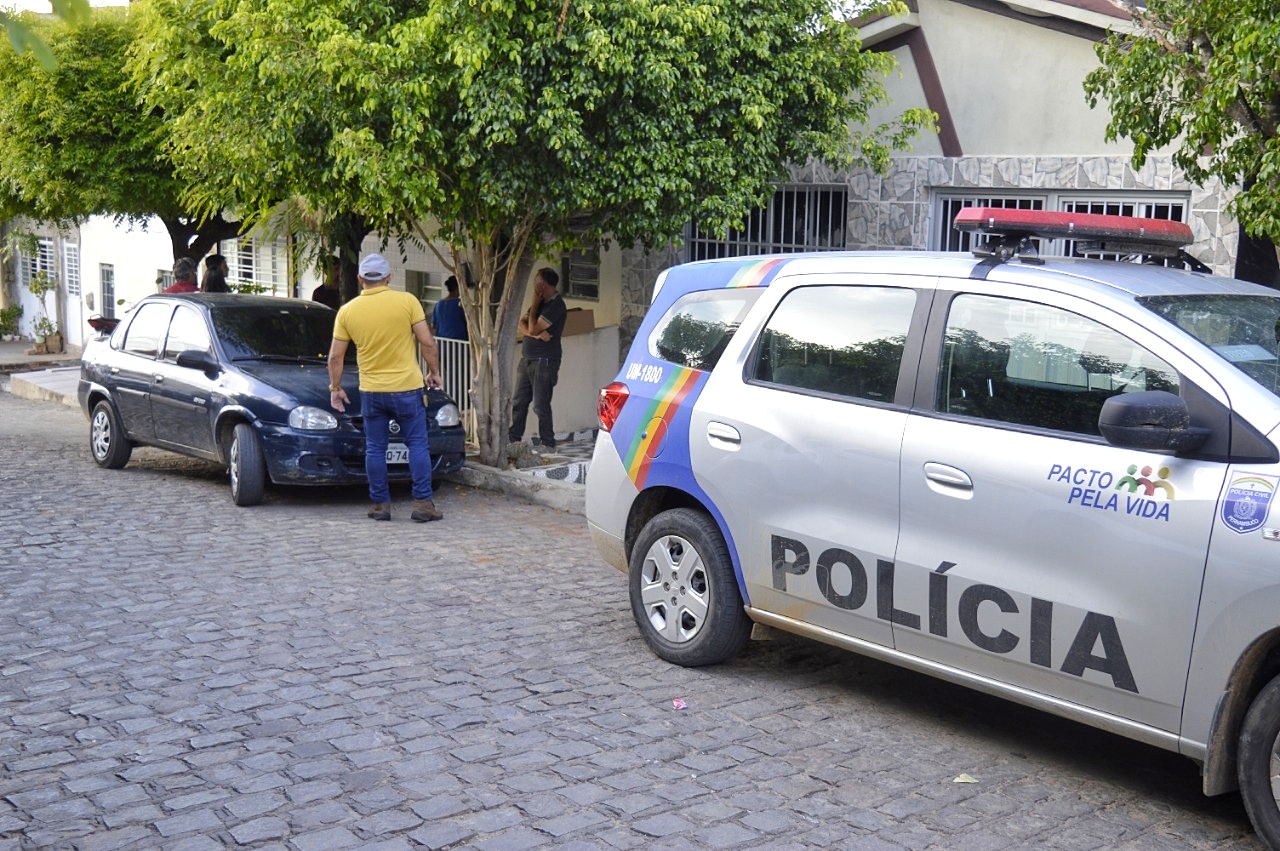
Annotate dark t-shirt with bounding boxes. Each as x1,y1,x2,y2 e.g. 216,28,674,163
311,284,341,309
522,294,566,359
432,297,468,340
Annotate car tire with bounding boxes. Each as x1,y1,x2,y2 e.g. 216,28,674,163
629,508,751,667
1238,673,1280,847
228,423,266,506
89,400,132,469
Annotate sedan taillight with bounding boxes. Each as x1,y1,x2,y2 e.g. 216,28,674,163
598,382,629,432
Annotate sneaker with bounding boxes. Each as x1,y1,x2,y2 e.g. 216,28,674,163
367,502,391,521
411,499,443,523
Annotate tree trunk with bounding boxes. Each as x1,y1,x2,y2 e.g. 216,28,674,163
160,212,243,261
331,213,370,303
473,250,536,467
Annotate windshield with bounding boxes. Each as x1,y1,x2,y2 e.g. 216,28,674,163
213,302,336,361
1141,294,1280,397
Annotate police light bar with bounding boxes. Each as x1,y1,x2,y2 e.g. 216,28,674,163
954,207,1193,248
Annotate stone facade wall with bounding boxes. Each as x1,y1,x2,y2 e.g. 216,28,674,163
618,154,1238,354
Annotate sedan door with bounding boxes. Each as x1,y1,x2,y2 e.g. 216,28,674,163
894,286,1226,735
107,301,174,442
150,304,220,456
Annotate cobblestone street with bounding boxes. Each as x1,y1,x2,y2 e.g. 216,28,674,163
0,391,1264,849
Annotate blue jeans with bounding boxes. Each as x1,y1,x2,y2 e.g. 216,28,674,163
510,356,560,447
362,388,432,503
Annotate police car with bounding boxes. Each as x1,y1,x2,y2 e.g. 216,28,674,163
585,208,1280,846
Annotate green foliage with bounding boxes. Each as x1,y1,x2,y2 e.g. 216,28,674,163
0,7,242,260
1,1,89,70
129,0,932,461
1084,0,1280,240
0,11,174,224
0,304,21,336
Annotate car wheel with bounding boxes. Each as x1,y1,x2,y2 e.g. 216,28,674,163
228,423,266,506
1238,673,1280,847
89,400,132,469
629,508,751,667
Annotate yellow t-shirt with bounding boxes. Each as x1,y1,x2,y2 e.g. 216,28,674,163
333,286,427,393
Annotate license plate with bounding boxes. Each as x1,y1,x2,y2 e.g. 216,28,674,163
386,443,410,464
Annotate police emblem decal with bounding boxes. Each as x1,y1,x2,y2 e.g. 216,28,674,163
1222,474,1278,534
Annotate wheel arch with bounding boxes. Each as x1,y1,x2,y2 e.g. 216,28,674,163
1202,628,1280,796
624,485,749,604
214,408,258,465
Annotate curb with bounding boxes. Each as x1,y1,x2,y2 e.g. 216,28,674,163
8,368,80,409
444,463,585,516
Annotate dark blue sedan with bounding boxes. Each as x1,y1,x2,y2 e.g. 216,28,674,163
78,293,466,505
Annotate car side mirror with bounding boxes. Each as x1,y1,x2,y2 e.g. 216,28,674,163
1098,390,1210,453
175,349,221,376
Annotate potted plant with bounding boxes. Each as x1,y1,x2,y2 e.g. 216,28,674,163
26,271,62,353
0,304,20,340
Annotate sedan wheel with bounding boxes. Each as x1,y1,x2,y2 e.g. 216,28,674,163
228,423,266,506
89,400,132,469
629,508,751,667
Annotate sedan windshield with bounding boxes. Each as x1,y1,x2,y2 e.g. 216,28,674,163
213,303,336,362
1141,294,1280,398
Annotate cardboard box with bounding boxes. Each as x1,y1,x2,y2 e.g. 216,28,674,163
563,308,595,337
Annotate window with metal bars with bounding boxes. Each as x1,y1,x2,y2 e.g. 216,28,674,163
687,186,847,262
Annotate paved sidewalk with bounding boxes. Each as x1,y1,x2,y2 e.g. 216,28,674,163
2,341,592,516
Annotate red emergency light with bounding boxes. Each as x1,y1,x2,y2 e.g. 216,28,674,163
953,207,1194,248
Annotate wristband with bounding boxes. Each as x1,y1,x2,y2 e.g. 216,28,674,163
329,385,342,392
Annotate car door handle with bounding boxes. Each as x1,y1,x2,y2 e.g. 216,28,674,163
706,421,741,449
153,375,164,383
923,462,972,490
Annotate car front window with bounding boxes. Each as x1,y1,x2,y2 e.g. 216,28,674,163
213,304,335,361
1141,295,1280,398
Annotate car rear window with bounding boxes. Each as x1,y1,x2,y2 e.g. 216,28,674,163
649,289,762,371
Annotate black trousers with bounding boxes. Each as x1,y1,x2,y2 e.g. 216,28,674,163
510,356,561,447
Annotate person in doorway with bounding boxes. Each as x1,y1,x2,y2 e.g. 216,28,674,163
311,278,342,309
431,275,468,340
201,254,231,293
312,261,342,309
162,257,199,293
327,253,445,523
509,267,566,450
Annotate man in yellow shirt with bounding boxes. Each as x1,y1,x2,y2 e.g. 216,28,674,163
327,253,444,522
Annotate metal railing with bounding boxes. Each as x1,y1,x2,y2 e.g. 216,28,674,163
434,336,476,445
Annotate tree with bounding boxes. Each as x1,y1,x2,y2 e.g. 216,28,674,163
1083,0,1280,285
1,0,89,70
129,0,932,466
0,8,242,263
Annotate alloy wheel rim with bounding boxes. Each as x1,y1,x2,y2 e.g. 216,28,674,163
638,534,710,643
91,411,111,460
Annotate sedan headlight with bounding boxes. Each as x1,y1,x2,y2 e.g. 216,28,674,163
289,405,339,430
435,402,462,428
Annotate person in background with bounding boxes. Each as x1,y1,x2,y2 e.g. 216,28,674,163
201,254,231,293
163,257,199,293
311,272,342,309
509,267,566,450
431,275,468,340
327,253,445,523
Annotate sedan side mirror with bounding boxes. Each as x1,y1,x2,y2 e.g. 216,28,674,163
1098,390,1211,454
175,349,221,376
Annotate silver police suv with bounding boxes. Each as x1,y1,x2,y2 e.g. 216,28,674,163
585,208,1280,846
